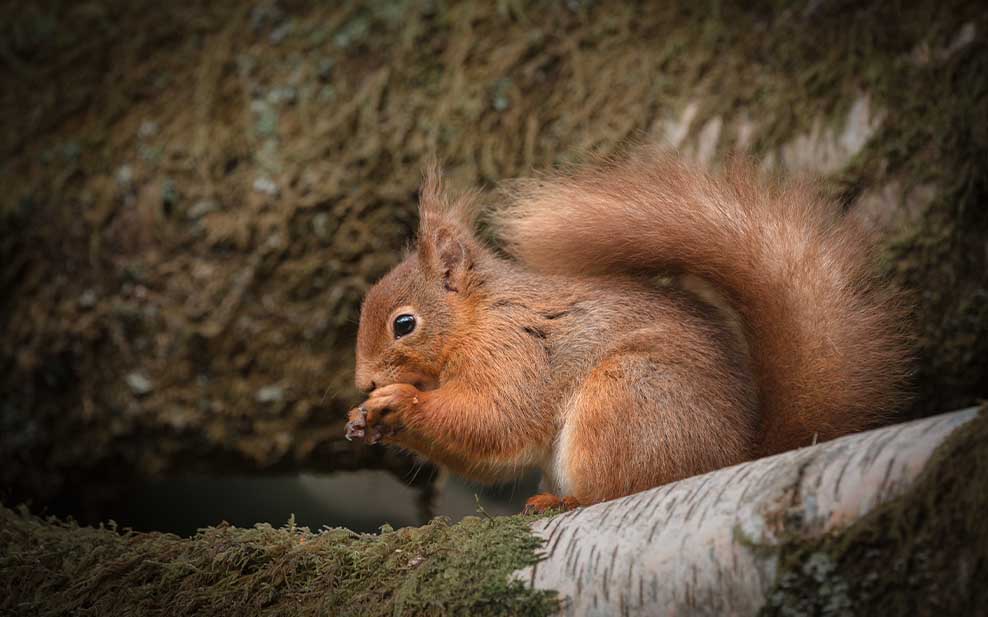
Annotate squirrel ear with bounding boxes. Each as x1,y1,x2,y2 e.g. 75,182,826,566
422,226,471,292
417,162,475,293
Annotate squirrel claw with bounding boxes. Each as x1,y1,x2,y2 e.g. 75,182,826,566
345,404,399,444
344,420,365,442
523,493,581,515
345,387,415,445
345,406,368,442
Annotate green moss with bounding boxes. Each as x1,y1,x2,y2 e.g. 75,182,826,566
0,508,558,617
760,406,988,616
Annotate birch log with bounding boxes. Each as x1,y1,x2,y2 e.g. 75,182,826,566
1,407,983,616
515,407,981,617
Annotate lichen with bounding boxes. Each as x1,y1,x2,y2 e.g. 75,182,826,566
760,405,988,616
0,508,558,617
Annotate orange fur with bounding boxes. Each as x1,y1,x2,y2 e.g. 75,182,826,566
345,148,912,507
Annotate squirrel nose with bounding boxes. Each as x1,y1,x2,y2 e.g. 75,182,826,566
356,376,376,394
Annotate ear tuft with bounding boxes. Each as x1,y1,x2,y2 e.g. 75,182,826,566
416,158,478,293
418,157,449,233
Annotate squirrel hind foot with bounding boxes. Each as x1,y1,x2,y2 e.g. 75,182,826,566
522,493,581,515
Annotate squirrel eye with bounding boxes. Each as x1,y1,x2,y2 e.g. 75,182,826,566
393,314,416,339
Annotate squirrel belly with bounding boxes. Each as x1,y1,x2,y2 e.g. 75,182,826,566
346,149,912,506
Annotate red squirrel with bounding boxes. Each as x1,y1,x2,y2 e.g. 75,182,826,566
344,147,912,512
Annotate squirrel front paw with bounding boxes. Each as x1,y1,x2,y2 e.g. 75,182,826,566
345,383,422,445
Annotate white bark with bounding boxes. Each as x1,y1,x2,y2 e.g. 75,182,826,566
515,407,979,617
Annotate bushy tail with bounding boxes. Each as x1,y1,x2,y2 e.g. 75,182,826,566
495,147,912,454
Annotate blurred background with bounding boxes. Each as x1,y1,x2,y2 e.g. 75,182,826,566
1,0,985,536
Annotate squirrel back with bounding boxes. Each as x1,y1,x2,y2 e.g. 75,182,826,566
495,147,912,455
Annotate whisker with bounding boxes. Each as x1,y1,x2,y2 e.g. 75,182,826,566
405,461,424,485
320,385,337,403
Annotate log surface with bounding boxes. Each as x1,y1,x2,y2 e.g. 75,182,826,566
516,408,980,616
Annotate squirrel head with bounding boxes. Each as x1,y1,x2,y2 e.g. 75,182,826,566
353,164,485,394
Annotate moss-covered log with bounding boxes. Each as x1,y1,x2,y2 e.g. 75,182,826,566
760,406,988,616
1,1,985,522
0,507,557,617
3,408,984,616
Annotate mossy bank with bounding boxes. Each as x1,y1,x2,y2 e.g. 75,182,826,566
0,507,557,617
